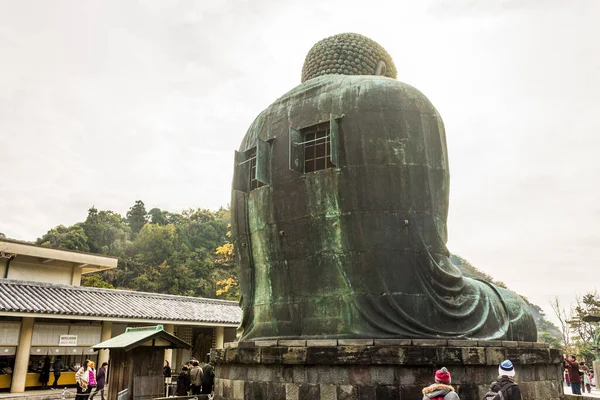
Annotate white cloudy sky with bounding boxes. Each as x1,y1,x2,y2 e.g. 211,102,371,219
1,0,599,324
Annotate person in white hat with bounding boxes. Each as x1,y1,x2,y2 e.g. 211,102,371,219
482,360,522,400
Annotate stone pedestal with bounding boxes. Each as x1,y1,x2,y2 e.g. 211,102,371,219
212,339,564,400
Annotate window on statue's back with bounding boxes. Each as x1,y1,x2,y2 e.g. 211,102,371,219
247,148,264,190
302,122,335,173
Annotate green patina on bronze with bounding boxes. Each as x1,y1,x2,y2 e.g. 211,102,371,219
232,33,537,341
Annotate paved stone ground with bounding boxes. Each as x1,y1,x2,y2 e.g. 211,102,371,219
564,384,600,398
0,388,77,399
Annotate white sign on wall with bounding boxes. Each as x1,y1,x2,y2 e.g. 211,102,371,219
58,335,78,346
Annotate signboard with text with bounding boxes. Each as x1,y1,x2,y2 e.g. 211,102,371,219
58,335,78,346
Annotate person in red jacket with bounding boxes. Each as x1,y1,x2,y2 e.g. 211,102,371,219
564,354,582,395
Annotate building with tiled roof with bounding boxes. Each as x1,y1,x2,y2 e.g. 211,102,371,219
0,239,241,394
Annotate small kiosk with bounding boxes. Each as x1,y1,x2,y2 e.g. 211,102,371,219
92,325,191,400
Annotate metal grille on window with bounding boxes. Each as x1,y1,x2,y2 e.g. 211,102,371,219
248,148,264,190
302,122,335,173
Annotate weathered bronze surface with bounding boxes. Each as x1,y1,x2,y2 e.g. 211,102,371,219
231,33,537,341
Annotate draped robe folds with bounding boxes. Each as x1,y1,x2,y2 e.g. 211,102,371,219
232,75,537,341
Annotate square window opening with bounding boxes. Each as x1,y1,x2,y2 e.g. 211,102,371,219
302,122,335,173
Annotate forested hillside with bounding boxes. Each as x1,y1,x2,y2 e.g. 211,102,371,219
35,201,237,300
27,200,560,346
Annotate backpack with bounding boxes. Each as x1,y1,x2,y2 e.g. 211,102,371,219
427,390,449,400
482,383,516,400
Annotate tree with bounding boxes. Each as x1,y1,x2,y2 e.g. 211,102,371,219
83,207,130,255
148,208,169,225
551,297,573,352
132,223,177,267
37,223,90,252
81,273,115,289
126,200,148,236
568,291,600,361
214,226,239,301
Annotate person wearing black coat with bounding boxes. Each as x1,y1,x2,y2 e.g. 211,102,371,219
176,365,191,396
51,356,63,390
486,360,522,400
39,356,51,389
201,361,215,394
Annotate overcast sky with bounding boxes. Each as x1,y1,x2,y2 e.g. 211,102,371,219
1,0,598,325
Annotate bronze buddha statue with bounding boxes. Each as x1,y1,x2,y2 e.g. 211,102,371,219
231,33,537,342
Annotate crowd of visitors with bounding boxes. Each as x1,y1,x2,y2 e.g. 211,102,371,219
70,360,108,400
422,360,522,400
171,355,215,396
564,354,595,395
39,353,599,399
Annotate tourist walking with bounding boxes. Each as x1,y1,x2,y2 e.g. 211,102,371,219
51,356,63,390
176,365,191,396
75,360,92,399
90,362,107,400
564,354,582,395
39,355,51,389
88,362,97,395
422,367,460,399
189,360,203,395
200,356,215,394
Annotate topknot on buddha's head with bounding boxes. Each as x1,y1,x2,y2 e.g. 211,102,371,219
301,33,397,83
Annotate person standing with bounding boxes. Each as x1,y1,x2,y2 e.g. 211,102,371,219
176,365,191,396
163,360,172,378
51,356,63,390
163,360,172,396
88,361,97,395
75,360,92,399
564,354,582,395
200,356,215,395
421,367,460,399
189,361,203,395
39,355,51,389
90,362,107,400
483,360,522,400
582,368,592,393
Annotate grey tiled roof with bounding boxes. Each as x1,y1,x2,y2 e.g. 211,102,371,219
0,279,242,325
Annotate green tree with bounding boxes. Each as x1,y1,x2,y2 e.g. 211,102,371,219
568,291,600,360
83,207,130,255
148,208,169,225
132,223,177,267
126,200,148,236
37,223,90,252
81,273,115,289
34,205,233,299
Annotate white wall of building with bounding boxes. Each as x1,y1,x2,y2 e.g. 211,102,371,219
6,261,74,285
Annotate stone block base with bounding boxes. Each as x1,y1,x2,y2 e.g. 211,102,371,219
211,339,564,400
